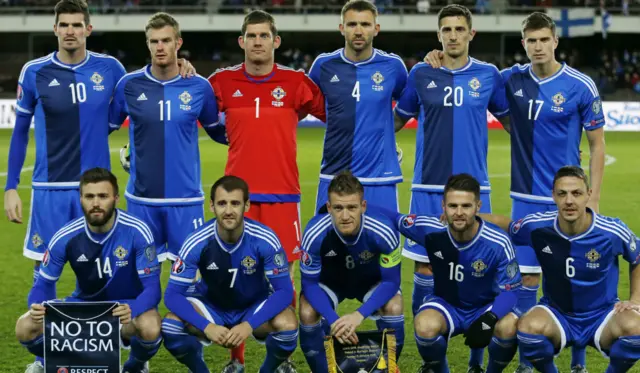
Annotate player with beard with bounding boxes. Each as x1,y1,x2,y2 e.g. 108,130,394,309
385,174,521,373
161,176,298,373
308,0,408,214
109,13,223,265
15,168,162,373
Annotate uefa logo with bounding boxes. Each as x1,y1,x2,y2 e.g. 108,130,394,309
57,368,69,373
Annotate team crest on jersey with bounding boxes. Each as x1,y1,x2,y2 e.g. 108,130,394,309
114,246,128,260
271,86,286,107
371,71,384,92
42,249,51,267
172,258,185,274
91,72,105,91
552,92,565,113
31,233,43,248
302,251,313,267
511,219,523,234
592,99,602,114
472,259,487,277
468,78,481,97
402,214,416,228
359,250,375,262
179,91,192,111
273,252,286,267
586,248,600,269
241,256,257,274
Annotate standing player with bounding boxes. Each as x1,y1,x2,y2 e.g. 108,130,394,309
308,0,407,213
161,175,298,373
393,5,509,371
15,168,162,373
3,0,126,331
299,170,404,373
109,13,222,263
481,166,640,373
208,10,325,370
424,13,606,372
386,174,521,373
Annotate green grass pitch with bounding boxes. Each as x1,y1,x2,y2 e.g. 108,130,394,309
0,128,639,372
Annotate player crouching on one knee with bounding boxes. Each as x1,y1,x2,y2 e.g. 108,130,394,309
482,166,640,373
161,175,298,373
15,168,163,373
298,170,404,373
385,174,522,373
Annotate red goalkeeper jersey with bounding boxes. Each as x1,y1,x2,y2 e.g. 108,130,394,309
208,63,325,202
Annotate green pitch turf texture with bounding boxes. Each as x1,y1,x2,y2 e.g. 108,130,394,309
1,128,639,373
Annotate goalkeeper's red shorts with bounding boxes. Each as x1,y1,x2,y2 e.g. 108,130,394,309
245,202,301,262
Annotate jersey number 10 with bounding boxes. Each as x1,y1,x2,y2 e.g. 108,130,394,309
69,83,87,104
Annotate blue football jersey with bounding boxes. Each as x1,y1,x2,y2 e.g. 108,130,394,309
309,49,407,185
395,58,508,193
398,214,521,309
15,51,126,189
109,66,220,205
502,64,605,203
300,211,401,299
39,210,159,300
169,218,290,311
509,211,640,314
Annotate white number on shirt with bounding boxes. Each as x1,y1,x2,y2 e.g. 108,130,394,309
443,86,463,107
345,255,356,269
528,99,544,120
566,257,575,278
192,218,204,230
158,100,171,121
255,97,260,118
69,82,87,104
352,81,360,102
449,262,464,282
229,268,238,288
95,257,113,279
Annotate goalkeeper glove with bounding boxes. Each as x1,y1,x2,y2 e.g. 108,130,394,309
120,143,131,174
464,311,498,349
396,142,403,165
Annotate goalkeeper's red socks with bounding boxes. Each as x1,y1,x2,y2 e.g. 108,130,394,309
230,343,245,365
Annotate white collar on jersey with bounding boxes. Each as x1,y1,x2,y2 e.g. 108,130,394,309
143,64,182,85
213,221,246,254
446,217,484,250
528,63,566,85
84,209,120,245
51,51,91,70
439,57,473,73
553,207,596,241
339,48,378,66
332,214,365,246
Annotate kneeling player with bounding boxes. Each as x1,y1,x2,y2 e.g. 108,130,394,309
161,175,298,373
15,168,162,373
390,174,522,373
299,170,404,373
483,166,640,373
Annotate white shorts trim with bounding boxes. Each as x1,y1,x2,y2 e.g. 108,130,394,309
420,302,455,340
161,252,173,262
23,248,44,261
594,308,616,358
362,284,402,321
186,297,216,346
519,265,542,274
532,305,566,356
318,283,339,309
402,248,430,263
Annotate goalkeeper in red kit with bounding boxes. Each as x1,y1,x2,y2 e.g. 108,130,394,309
208,10,326,372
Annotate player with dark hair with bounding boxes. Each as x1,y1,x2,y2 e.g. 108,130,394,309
383,174,521,373
109,12,223,267
308,0,408,214
15,168,162,373
394,5,510,371
424,12,606,372
208,10,326,370
161,175,298,373
299,170,404,372
480,166,640,373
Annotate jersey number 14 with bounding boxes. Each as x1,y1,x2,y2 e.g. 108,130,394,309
95,257,113,279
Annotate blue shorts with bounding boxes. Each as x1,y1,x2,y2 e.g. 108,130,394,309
187,296,269,344
24,189,83,261
403,191,492,263
318,282,401,321
126,198,204,262
533,303,615,356
511,199,557,274
315,179,398,215
419,295,495,340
